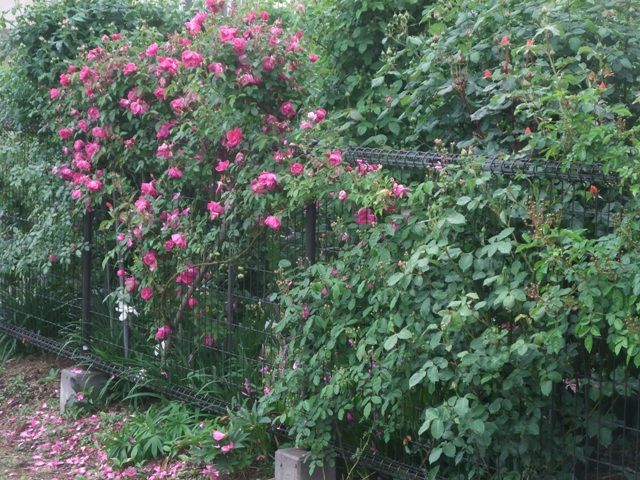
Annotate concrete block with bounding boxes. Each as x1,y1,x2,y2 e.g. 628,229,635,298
275,448,336,480
60,367,108,414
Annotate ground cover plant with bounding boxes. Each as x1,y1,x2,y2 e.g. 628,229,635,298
0,0,639,479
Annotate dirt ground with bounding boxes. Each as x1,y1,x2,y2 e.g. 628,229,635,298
0,353,274,480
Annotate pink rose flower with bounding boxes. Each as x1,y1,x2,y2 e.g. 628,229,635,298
264,215,281,230
50,88,60,100
355,208,377,225
59,127,73,140
145,43,159,57
85,142,100,158
167,166,183,179
279,100,296,118
123,62,137,75
215,160,230,172
225,128,243,148
182,50,204,69
251,171,279,194
157,143,173,159
87,106,100,120
154,87,167,101
207,62,225,77
220,442,235,454
164,240,175,252
158,57,180,75
206,0,224,12
142,251,157,271
91,127,106,139
171,233,187,249
170,97,186,114
212,430,226,442
289,162,303,175
328,150,342,166
155,325,171,341
141,181,158,197
187,296,198,308
309,53,319,62
125,276,138,293
71,189,82,200
207,201,224,221
392,182,410,198
59,73,72,86
140,287,153,301
232,37,247,54
219,25,237,43
262,55,276,71
135,197,151,213
338,190,348,201
85,178,102,192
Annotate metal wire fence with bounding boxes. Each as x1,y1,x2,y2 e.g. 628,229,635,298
1,142,639,479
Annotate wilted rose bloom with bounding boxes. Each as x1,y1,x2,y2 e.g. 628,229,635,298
123,62,137,75
164,240,175,252
355,208,376,225
300,121,313,130
207,62,225,77
124,138,135,149
279,100,296,118
182,50,204,68
206,0,224,12
167,166,183,179
207,201,224,221
314,108,326,122
85,178,102,192
225,128,243,148
142,251,157,271
301,304,309,319
220,442,235,454
328,150,342,166
125,276,138,293
264,215,281,230
155,325,171,341
290,162,303,175
140,287,153,301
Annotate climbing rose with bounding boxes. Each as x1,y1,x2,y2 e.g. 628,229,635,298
158,57,180,75
215,160,229,172
155,325,171,341
219,25,237,43
59,128,73,140
187,296,198,308
123,62,137,75
135,197,151,213
290,162,303,175
264,215,281,230
142,251,157,271
145,43,159,57
225,128,243,148
50,88,60,100
355,208,376,225
182,50,204,68
392,182,410,198
208,62,225,77
328,150,342,166
338,190,348,201
125,276,138,292
207,201,224,221
141,181,158,197
140,287,153,301
171,233,188,249
212,430,226,442
251,171,278,194
85,179,102,192
279,100,296,118
167,166,183,179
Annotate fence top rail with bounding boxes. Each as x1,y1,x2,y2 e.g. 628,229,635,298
343,147,619,184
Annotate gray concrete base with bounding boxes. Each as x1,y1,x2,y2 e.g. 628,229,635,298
275,448,336,480
59,367,108,414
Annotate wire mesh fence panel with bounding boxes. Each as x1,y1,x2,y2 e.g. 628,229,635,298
1,142,639,479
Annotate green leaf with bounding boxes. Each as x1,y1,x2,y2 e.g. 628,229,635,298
445,212,466,225
431,419,444,439
409,370,426,388
429,447,442,464
387,272,404,286
384,334,398,351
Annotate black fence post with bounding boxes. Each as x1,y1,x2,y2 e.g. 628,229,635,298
81,210,93,350
304,202,317,265
226,263,235,351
